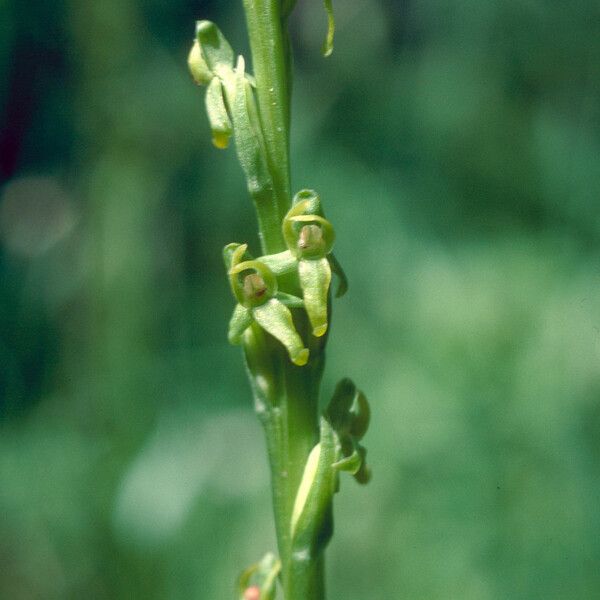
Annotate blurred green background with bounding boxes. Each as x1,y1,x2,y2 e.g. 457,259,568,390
1,0,599,598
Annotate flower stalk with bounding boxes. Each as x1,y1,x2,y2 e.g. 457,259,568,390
187,2,370,598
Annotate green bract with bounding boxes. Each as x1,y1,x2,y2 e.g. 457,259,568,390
230,56,273,199
289,379,371,560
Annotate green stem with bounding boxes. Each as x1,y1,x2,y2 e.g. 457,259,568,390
242,0,292,249
257,345,326,599
287,554,325,599
253,186,288,257
244,323,325,599
241,5,326,597
280,344,326,599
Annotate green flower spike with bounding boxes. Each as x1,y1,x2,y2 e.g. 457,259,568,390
281,189,347,337
225,243,309,366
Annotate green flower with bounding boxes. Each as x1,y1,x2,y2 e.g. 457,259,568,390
261,190,347,337
187,21,236,148
225,243,309,366
187,21,272,201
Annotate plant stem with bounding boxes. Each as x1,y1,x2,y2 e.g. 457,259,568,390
242,0,292,250
245,323,325,599
280,343,326,599
241,2,326,598
262,335,325,600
